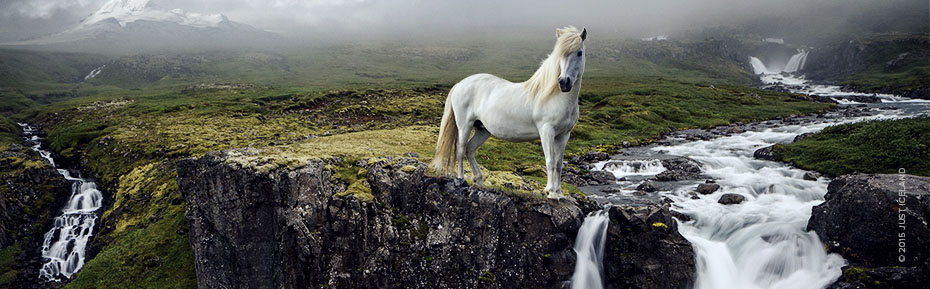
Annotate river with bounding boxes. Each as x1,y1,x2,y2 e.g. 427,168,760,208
569,71,929,288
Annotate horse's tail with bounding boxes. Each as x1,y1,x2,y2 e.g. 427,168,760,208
431,87,458,172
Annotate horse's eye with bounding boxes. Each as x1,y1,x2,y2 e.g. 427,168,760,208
577,51,583,57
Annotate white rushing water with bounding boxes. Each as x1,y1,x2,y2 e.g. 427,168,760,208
782,49,808,73
749,49,809,75
575,70,929,288
84,65,105,81
18,123,103,282
593,159,666,179
570,210,610,289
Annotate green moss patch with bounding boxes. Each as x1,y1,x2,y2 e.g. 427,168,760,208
774,117,930,177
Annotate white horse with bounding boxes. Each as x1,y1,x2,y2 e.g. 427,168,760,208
432,26,587,199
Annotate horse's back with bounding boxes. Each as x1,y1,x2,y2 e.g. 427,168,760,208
450,73,539,142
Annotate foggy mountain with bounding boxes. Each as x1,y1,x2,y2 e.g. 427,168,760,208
1,0,278,53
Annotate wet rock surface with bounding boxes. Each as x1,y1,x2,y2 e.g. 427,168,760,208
603,205,695,289
179,152,601,289
696,183,720,195
809,174,930,289
717,193,745,205
753,145,775,161
654,157,703,182
0,143,71,288
561,167,615,187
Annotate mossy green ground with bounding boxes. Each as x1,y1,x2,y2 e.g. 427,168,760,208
1,37,839,288
774,117,930,177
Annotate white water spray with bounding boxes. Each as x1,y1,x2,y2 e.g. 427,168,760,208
594,159,666,178
749,57,770,75
749,49,809,75
570,210,610,289
18,123,103,282
783,50,808,73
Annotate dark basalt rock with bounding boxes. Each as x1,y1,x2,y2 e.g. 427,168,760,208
636,181,658,193
561,167,615,187
696,183,720,195
803,171,821,181
717,193,745,205
655,157,702,181
793,132,815,143
180,151,696,289
178,152,698,289
753,145,775,161
567,151,609,167
603,205,695,289
0,148,71,288
809,174,930,288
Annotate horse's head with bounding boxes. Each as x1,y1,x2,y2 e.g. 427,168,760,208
556,27,586,92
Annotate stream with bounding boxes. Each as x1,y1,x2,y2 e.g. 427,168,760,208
19,124,103,282
569,70,929,288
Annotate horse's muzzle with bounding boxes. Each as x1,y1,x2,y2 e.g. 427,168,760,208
559,77,572,92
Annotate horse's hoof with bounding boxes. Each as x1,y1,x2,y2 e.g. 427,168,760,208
547,192,564,199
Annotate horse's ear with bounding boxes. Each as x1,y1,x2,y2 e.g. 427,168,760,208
581,28,587,41
556,28,564,38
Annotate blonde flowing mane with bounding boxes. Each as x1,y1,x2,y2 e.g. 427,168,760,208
522,26,585,103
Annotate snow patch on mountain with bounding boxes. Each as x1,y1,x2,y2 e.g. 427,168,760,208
79,0,228,29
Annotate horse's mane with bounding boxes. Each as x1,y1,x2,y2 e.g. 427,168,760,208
522,26,584,104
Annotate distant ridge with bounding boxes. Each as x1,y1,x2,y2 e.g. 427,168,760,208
1,0,279,53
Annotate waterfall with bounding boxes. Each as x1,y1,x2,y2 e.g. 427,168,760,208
783,50,808,73
749,57,769,75
18,123,103,282
750,49,808,75
570,210,610,289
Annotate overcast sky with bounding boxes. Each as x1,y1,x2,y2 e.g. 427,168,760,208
0,0,926,42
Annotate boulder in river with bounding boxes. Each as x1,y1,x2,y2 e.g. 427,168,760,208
603,205,694,289
803,171,821,181
753,145,775,161
696,183,720,195
636,181,659,193
717,193,745,205
793,132,815,143
655,157,702,181
808,174,930,288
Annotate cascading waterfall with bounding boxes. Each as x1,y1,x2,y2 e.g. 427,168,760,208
749,49,809,75
749,57,769,75
783,49,808,73
594,159,666,178
18,123,103,282
569,210,610,289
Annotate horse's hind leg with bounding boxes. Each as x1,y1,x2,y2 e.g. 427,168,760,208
455,124,472,179
465,127,491,185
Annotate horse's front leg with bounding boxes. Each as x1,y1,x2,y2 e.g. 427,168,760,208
553,132,570,197
539,126,561,199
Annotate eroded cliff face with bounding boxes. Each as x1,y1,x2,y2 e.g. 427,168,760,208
0,144,71,288
178,151,695,289
178,152,592,289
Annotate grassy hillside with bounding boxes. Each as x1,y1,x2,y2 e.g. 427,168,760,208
846,34,930,95
774,117,930,177
1,37,832,288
